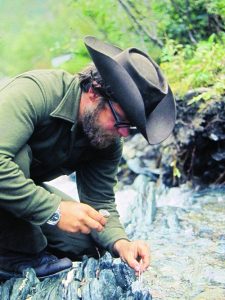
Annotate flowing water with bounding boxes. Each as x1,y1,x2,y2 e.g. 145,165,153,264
1,166,224,299
116,182,225,299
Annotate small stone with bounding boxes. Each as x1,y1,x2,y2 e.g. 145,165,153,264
99,209,110,218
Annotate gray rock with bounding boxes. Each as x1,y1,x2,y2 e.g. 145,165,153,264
0,253,152,299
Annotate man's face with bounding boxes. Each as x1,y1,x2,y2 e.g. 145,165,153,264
81,97,130,149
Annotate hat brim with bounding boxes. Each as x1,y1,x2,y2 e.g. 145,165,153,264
84,36,175,144
146,87,176,144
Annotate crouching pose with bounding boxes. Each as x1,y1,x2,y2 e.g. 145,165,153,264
0,36,175,279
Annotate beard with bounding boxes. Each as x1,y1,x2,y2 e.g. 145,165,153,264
80,102,118,149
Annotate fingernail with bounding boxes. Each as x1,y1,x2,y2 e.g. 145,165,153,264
135,265,140,272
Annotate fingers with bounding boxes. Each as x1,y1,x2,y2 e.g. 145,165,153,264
120,240,151,274
137,242,151,271
141,252,150,271
75,206,106,232
126,255,141,273
85,205,107,226
58,201,108,234
84,215,104,232
80,224,91,234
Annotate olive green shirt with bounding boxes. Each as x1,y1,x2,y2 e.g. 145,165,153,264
0,69,128,254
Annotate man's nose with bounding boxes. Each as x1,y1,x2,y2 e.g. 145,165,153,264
117,127,130,137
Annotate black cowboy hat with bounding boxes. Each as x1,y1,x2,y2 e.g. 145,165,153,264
84,36,176,144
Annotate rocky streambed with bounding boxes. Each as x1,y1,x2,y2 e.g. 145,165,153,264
116,180,225,300
115,131,225,299
1,130,225,299
2,177,223,300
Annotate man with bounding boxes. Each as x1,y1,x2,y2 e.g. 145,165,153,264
0,36,176,280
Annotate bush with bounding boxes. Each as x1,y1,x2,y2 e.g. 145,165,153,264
160,33,225,99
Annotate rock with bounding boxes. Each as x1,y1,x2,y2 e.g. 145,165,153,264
183,87,211,101
193,287,225,300
120,175,157,239
0,253,152,300
122,134,149,160
115,188,137,224
161,97,225,186
127,158,159,181
112,259,136,290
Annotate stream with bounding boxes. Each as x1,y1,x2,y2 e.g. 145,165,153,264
116,182,225,299
1,133,224,299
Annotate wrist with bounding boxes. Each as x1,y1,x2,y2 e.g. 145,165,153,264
46,204,61,225
113,239,130,255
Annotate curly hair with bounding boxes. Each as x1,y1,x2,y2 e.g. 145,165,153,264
78,63,114,100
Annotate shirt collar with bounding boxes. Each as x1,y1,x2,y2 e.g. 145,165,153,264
50,76,81,124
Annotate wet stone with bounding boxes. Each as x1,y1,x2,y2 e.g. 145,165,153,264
115,177,225,299
0,253,152,299
139,188,225,299
1,133,225,299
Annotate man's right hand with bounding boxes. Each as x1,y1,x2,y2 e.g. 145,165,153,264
57,201,107,234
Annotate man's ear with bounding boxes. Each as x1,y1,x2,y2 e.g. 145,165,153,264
88,87,99,102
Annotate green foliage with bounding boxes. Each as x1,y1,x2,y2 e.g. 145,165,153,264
151,0,225,44
160,33,225,98
0,0,162,77
0,0,224,101
0,0,101,76
71,0,161,55
170,160,181,179
207,0,225,17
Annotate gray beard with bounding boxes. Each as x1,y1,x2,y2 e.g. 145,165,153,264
81,103,117,149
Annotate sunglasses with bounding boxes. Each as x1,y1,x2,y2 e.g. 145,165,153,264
107,100,137,130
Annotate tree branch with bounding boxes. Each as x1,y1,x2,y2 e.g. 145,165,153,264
118,0,163,48
170,0,197,44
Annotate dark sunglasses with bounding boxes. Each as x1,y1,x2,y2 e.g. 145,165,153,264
107,100,137,130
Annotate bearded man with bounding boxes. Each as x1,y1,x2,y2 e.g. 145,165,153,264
0,36,176,280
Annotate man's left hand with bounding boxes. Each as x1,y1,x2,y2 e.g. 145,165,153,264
113,239,150,274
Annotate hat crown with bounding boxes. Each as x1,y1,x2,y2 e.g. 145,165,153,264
115,49,168,115
131,52,159,86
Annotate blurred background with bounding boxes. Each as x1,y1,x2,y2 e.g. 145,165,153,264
0,0,224,99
